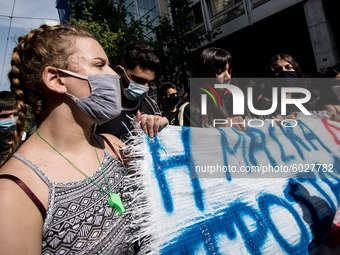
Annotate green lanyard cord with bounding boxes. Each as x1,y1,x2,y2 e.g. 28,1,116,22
36,128,112,196
93,144,113,195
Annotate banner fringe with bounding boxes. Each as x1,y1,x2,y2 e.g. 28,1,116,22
122,124,159,254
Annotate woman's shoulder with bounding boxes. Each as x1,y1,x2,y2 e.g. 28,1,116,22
0,156,45,251
0,160,34,206
0,141,50,207
0,165,44,253
93,133,125,162
94,133,125,149
0,151,33,178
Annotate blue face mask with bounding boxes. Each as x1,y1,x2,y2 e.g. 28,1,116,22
122,68,149,101
0,117,17,133
58,69,121,125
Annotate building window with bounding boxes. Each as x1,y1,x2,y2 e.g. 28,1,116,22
209,0,243,16
208,0,245,28
184,2,205,36
251,0,270,9
192,2,204,25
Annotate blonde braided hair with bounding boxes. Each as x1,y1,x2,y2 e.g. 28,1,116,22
0,24,94,167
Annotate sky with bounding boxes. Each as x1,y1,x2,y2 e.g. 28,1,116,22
0,0,59,91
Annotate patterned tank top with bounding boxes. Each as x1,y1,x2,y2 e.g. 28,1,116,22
13,150,135,255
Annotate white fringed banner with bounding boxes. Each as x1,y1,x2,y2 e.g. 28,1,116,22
127,115,340,254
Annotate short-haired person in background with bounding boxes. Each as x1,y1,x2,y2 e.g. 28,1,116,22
158,82,179,125
95,43,168,140
0,91,19,162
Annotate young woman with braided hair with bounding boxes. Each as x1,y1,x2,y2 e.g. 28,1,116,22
0,25,136,254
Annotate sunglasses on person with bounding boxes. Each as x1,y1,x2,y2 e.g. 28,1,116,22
0,112,19,119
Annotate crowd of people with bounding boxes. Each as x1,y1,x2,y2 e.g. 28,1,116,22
0,24,339,253
158,49,340,128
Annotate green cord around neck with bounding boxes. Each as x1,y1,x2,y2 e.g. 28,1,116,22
36,128,112,196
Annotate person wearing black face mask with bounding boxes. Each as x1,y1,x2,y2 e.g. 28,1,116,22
276,70,298,87
254,53,307,119
269,53,304,89
158,82,179,125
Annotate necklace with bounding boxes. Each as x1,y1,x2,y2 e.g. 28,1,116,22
36,128,125,215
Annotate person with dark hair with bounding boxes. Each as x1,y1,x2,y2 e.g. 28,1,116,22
0,25,136,254
158,82,179,125
266,53,305,78
193,47,233,81
255,53,307,119
0,91,16,112
120,43,160,74
95,42,168,140
180,47,246,130
0,91,18,162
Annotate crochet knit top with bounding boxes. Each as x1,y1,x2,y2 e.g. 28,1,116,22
13,150,135,255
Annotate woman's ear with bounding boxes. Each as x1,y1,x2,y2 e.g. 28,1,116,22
42,66,67,94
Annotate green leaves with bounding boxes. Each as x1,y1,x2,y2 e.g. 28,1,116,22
70,18,124,63
69,0,149,67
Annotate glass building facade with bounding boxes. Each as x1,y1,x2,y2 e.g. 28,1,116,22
125,0,160,39
56,0,162,38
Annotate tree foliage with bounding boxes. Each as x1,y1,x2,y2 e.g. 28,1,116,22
69,0,151,66
153,0,220,91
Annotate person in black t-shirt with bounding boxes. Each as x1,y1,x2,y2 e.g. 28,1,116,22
95,43,168,141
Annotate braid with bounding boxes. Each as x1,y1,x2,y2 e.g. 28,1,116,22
1,24,94,166
0,48,27,167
